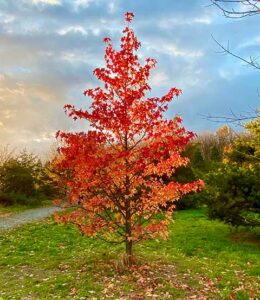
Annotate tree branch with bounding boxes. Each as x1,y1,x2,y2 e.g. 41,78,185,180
211,35,260,70
210,0,260,18
200,108,259,126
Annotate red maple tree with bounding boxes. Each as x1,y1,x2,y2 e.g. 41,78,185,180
55,12,204,263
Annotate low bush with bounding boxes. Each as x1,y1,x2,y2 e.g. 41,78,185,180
176,191,208,210
0,192,43,207
0,191,15,206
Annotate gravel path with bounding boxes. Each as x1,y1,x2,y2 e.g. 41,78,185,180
0,207,61,232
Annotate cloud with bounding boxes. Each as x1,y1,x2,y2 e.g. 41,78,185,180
57,25,88,35
73,0,95,9
149,72,169,87
193,16,212,24
159,15,213,28
0,0,258,156
31,0,61,5
160,43,204,58
238,35,260,49
0,12,16,24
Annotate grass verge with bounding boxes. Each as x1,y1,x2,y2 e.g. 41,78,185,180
0,200,52,217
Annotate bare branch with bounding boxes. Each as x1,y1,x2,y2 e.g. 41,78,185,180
207,1,259,123
200,108,259,126
210,0,260,18
0,144,16,166
211,35,260,70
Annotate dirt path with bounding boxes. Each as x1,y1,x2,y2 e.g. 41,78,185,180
0,207,61,232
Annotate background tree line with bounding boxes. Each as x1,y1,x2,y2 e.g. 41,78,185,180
1,115,259,229
176,115,260,229
0,147,64,206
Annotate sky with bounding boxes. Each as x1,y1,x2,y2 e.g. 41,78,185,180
0,0,259,158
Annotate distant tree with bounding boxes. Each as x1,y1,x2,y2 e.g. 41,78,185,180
194,126,235,162
0,159,35,196
0,150,42,197
206,117,260,228
210,145,221,161
54,12,204,264
215,125,236,157
0,144,16,167
37,161,59,198
243,115,260,158
192,146,206,168
196,132,216,161
46,155,71,199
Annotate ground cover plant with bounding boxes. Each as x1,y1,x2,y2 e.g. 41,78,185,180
0,209,259,299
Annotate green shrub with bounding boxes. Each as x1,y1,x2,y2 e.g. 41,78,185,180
0,150,58,205
0,192,15,206
176,190,209,210
205,164,260,228
0,192,43,207
0,151,42,197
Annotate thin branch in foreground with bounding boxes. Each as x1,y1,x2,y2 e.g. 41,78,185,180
209,0,260,18
211,35,260,70
199,109,259,126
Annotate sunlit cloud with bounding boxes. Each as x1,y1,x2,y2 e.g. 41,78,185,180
31,0,61,5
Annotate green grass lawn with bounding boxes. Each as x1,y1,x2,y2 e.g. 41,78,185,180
0,205,28,217
0,209,259,299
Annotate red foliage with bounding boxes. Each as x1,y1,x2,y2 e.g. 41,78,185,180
52,199,62,206
125,12,135,23
55,12,204,257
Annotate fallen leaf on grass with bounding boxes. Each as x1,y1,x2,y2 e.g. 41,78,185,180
69,288,77,296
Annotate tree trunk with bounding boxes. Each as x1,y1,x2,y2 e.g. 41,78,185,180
124,133,133,266
125,238,133,266
125,204,133,266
